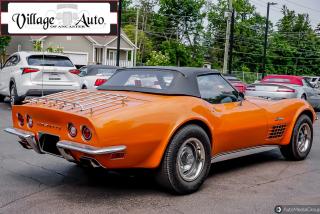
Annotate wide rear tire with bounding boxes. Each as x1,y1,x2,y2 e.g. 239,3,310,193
280,115,313,161
0,94,5,102
10,83,22,106
156,124,211,195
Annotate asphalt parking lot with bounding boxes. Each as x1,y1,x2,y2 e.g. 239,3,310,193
0,102,319,214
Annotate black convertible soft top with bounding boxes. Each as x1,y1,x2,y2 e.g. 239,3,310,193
97,66,221,97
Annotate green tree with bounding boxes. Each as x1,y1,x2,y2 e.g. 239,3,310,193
157,0,206,66
33,40,43,52
145,51,170,66
0,36,11,64
123,24,153,64
206,0,267,72
268,6,320,75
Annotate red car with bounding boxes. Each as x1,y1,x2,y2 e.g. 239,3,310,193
224,75,247,93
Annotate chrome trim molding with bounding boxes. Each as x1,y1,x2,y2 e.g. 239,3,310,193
4,128,33,139
211,145,279,163
4,128,43,154
56,140,126,155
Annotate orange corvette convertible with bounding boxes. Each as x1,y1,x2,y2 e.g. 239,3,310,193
4,67,317,194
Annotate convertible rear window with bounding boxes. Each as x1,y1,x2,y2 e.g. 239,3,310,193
28,55,74,67
99,69,177,90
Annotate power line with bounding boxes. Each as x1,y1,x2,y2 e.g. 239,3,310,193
283,0,320,13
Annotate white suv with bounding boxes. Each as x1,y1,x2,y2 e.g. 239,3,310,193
0,52,81,105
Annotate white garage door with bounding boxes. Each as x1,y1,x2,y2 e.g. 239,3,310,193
64,52,88,66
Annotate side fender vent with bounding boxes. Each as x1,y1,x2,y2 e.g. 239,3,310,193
268,124,287,139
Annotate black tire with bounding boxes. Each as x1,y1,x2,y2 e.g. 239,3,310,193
301,94,307,100
82,85,87,89
280,115,313,161
10,83,22,106
156,124,211,195
0,94,5,102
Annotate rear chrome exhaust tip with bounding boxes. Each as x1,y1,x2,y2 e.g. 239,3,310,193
79,157,103,168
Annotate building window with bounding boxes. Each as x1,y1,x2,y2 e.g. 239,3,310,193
109,50,116,61
67,36,72,40
95,48,103,64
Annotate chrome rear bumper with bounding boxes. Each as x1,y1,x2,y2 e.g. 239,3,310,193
4,128,43,154
4,128,126,167
56,141,126,155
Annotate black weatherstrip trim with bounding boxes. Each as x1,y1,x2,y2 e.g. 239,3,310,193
1,2,9,12
1,24,8,34
110,1,117,12
110,24,117,35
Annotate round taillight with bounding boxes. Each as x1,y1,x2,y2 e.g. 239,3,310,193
68,123,77,138
82,126,92,141
26,115,33,128
17,113,24,126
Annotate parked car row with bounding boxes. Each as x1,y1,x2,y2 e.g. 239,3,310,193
246,74,320,109
1,51,319,109
0,52,118,106
223,75,247,93
222,74,320,110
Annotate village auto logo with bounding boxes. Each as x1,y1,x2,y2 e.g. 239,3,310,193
0,1,118,35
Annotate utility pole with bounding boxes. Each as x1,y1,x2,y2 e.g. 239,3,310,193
222,0,233,74
176,25,180,66
134,9,139,66
262,2,277,78
116,0,122,67
228,9,235,75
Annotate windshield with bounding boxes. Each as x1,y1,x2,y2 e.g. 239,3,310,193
98,69,178,90
28,55,74,67
225,76,241,82
89,68,117,77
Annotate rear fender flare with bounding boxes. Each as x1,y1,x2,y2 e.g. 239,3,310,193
140,116,213,168
280,106,315,145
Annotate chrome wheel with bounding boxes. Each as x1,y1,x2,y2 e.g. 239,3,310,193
177,138,205,182
297,123,311,153
10,86,15,106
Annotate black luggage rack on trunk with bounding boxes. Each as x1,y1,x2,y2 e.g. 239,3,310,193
24,90,127,115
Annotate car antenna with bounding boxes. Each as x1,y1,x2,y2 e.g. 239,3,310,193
41,48,44,97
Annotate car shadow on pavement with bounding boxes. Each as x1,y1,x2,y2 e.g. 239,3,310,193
52,149,285,200
0,148,289,211
208,149,283,176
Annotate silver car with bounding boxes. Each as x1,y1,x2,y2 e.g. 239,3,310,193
304,76,320,88
246,75,320,109
79,65,118,89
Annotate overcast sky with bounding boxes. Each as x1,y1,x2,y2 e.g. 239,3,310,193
248,0,319,28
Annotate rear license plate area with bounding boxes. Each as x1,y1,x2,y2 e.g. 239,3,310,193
48,73,61,80
38,133,61,156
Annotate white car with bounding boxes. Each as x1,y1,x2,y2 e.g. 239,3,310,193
304,76,320,88
0,52,81,105
79,65,118,89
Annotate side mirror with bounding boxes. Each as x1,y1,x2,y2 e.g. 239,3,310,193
238,92,245,99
